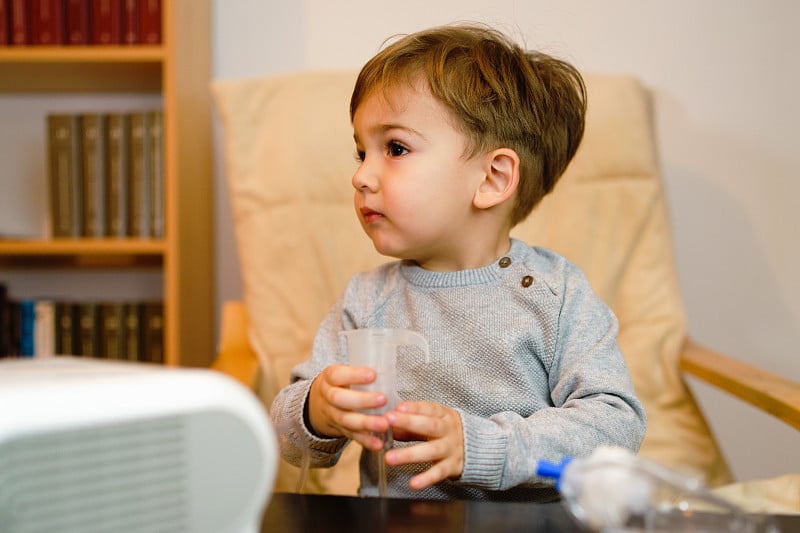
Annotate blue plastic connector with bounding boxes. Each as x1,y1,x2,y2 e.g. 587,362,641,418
536,457,573,490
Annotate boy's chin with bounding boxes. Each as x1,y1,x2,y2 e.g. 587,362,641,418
367,237,409,261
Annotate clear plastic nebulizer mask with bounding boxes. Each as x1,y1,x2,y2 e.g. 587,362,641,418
340,328,431,422
340,328,430,497
537,446,781,532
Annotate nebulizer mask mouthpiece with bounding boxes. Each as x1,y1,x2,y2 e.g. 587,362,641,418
537,446,780,532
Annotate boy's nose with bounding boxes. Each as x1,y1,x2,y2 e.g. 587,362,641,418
352,163,378,192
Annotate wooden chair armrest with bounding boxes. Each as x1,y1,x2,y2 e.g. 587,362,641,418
211,300,260,390
679,339,800,430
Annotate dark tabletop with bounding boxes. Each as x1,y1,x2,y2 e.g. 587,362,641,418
261,492,588,532
261,492,800,533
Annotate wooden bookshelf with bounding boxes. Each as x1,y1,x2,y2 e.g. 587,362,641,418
0,1,214,368
0,47,163,92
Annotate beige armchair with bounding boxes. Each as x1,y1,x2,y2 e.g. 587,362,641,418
211,71,800,509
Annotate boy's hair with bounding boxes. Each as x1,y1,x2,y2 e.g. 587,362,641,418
350,24,586,226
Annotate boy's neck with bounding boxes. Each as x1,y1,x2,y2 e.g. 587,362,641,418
412,234,513,272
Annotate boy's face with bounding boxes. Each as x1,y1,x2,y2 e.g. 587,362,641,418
351,83,488,271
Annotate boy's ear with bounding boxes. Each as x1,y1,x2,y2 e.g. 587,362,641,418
473,148,520,210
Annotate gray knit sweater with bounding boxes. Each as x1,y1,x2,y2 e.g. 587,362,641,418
270,239,646,501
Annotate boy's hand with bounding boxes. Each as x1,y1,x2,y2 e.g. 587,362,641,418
307,364,390,451
384,401,465,491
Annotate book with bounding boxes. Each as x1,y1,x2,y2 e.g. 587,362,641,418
34,299,55,357
9,0,29,45
65,0,89,45
148,109,164,238
76,302,98,357
106,112,130,237
122,0,138,44
128,111,151,237
6,300,21,356
55,301,77,355
19,299,35,357
30,0,64,45
99,301,124,359
80,113,108,237
47,114,83,237
123,301,142,361
141,300,163,364
139,0,159,44
0,0,10,46
92,0,122,44
0,283,9,357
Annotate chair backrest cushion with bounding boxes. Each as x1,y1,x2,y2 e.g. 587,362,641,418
212,71,732,491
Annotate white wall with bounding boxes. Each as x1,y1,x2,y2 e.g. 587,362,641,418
211,0,800,482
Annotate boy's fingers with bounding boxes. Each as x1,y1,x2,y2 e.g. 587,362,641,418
350,431,389,451
409,462,454,490
385,440,441,466
325,364,376,386
395,400,442,416
338,411,390,434
387,411,440,438
326,386,387,411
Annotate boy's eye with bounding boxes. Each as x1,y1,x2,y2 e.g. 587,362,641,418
387,141,409,157
355,150,366,162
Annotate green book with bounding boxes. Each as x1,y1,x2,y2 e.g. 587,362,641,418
47,114,83,237
80,113,108,237
128,111,152,238
99,302,124,360
77,302,99,358
55,301,77,356
123,302,143,362
106,113,130,238
148,109,165,239
142,300,164,364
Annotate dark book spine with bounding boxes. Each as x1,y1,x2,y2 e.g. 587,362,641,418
123,301,142,361
7,300,22,356
20,299,35,357
128,111,151,237
9,0,29,45
142,300,163,364
65,0,89,45
55,301,77,355
148,109,164,238
0,0,10,46
139,0,159,44
0,283,9,357
30,0,64,45
81,113,108,237
91,0,121,44
99,302,124,359
48,114,83,237
106,112,129,237
122,0,138,44
77,302,98,357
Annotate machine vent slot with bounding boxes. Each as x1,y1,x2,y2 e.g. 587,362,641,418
0,416,190,533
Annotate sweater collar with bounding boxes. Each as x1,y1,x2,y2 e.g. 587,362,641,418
399,239,526,288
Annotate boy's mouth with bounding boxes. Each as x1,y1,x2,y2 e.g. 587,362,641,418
360,206,384,224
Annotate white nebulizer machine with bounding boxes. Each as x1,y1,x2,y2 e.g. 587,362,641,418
0,357,279,533
537,446,780,533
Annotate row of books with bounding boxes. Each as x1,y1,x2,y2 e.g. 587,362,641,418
0,291,164,363
0,0,161,46
48,110,164,239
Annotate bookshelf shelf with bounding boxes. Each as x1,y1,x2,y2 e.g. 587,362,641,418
0,46,164,62
0,1,213,367
0,239,166,256
0,47,163,92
